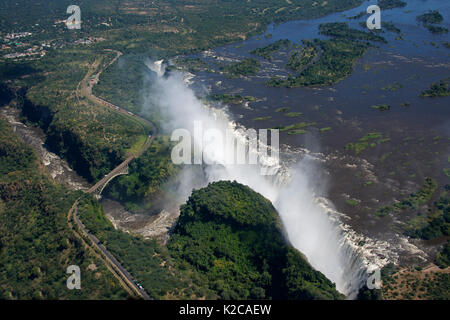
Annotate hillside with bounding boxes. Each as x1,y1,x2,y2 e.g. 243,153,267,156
0,117,128,299
168,181,344,300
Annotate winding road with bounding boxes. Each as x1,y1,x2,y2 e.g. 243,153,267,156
68,50,157,300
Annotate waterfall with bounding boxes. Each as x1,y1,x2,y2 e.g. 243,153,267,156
142,60,390,298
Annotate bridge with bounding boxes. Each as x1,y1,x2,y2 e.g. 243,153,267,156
88,161,130,197
68,50,157,299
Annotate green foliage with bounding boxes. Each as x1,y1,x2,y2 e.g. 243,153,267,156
16,50,146,182
345,132,387,155
92,54,147,114
378,0,407,10
404,190,449,240
423,25,449,35
420,78,450,97
0,117,127,299
273,122,316,134
435,242,450,269
286,41,319,72
382,82,403,92
384,22,402,34
221,58,261,78
268,22,386,87
250,39,291,61
209,94,256,105
170,58,213,74
275,107,291,113
268,39,370,87
319,22,386,43
417,11,444,24
168,181,343,300
104,136,178,212
371,104,391,111
416,10,448,34
376,178,438,217
77,196,213,299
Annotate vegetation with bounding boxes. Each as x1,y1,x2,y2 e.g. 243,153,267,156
320,127,332,133
168,181,344,300
273,122,316,134
268,22,383,88
169,58,213,74
404,189,449,240
250,39,290,61
382,265,450,300
268,39,369,87
382,82,403,92
345,132,389,155
384,22,402,34
318,22,386,43
371,104,391,111
286,41,319,72
423,25,449,35
285,112,303,118
417,10,448,34
253,116,272,121
13,50,148,183
77,196,213,299
375,178,438,217
420,78,450,98
104,136,178,212
209,94,256,105
0,117,127,299
435,242,450,269
275,107,291,113
378,0,407,10
417,11,444,25
221,58,261,78
347,11,366,20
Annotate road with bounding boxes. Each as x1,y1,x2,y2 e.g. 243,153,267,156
68,50,158,300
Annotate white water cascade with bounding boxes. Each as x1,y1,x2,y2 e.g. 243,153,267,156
142,61,381,298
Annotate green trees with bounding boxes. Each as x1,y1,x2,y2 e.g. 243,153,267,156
420,78,450,98
221,58,261,78
168,181,344,300
0,118,127,299
250,39,291,61
417,10,449,35
378,0,407,10
103,136,178,212
417,11,444,24
77,196,213,299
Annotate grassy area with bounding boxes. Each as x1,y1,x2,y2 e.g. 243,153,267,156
125,134,147,156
